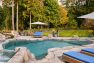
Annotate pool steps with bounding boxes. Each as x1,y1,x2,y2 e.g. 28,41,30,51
7,47,36,63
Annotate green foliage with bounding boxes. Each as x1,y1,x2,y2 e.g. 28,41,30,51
18,1,27,30
3,6,12,30
44,0,60,27
59,6,68,25
0,7,6,30
23,0,45,22
67,19,78,29
21,0,67,28
2,0,94,30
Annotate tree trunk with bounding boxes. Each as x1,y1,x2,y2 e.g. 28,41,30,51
12,0,15,31
16,0,18,32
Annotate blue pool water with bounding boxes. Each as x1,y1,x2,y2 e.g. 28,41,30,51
3,40,92,60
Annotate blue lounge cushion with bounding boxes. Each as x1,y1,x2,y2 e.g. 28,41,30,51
34,32,43,36
63,51,94,63
82,48,94,54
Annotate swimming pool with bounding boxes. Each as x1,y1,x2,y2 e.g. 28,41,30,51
3,40,92,60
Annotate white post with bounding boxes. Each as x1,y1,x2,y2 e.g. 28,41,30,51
30,12,31,29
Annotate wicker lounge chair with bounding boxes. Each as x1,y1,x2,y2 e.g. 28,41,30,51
81,48,94,57
63,51,94,63
33,32,43,38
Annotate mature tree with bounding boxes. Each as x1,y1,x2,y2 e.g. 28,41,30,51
3,0,94,30
9,0,15,30
3,0,15,30
3,6,12,30
15,0,19,31
44,0,60,27
59,6,68,26
2,0,12,30
20,0,45,29
24,0,44,21
17,0,27,30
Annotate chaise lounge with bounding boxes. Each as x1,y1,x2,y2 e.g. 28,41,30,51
33,32,43,38
63,51,94,63
81,48,94,57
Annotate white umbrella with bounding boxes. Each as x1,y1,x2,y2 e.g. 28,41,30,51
31,21,46,25
31,21,47,28
78,12,94,19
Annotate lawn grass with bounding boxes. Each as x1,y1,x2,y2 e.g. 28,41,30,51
58,30,93,37
29,29,93,37
43,30,93,37
0,29,93,37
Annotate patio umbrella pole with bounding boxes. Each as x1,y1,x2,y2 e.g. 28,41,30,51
30,12,31,30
